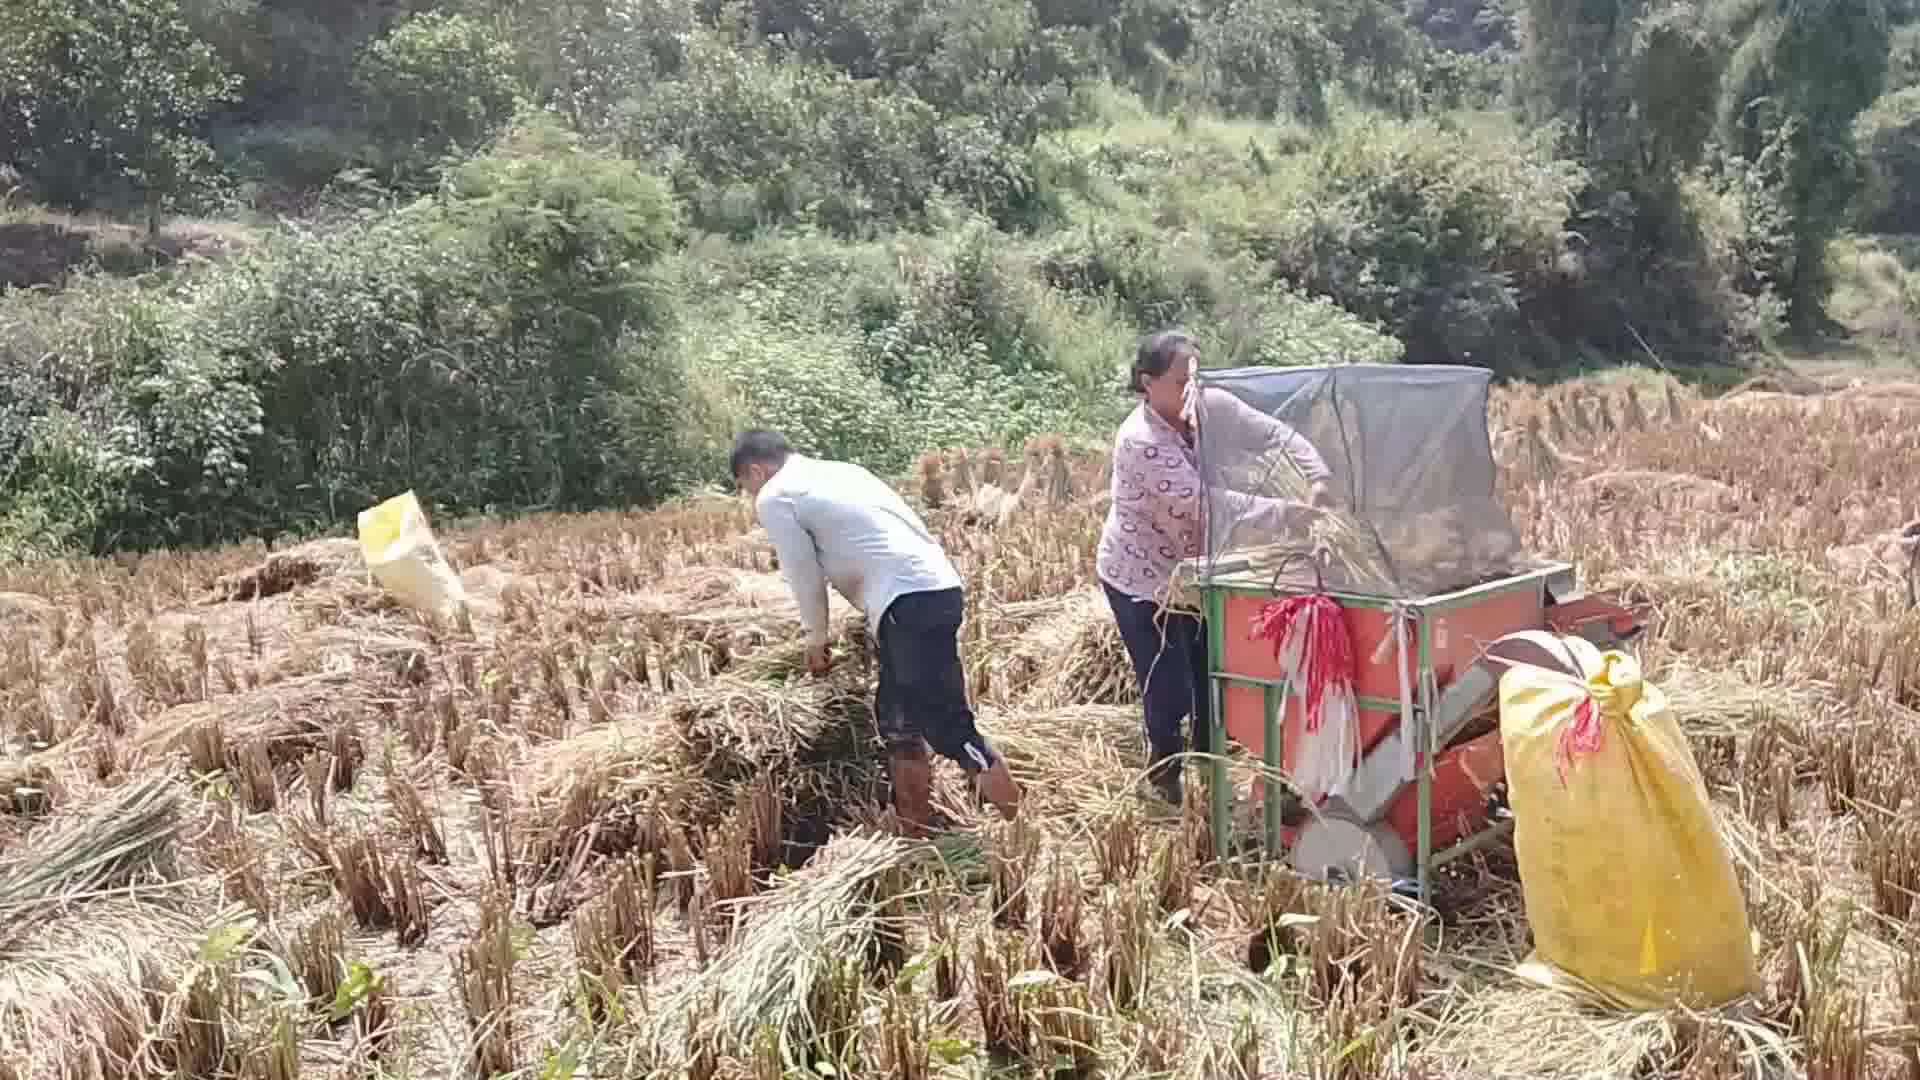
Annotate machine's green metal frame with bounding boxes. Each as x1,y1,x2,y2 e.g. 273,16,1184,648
1186,558,1572,899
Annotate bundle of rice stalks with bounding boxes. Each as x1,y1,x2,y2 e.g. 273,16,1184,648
132,671,364,774
1039,435,1074,507
1232,448,1401,592
732,613,871,683
455,891,521,1078
917,452,947,510
591,568,795,620
979,705,1144,820
514,719,697,874
1515,416,1567,485
665,673,882,801
0,774,184,952
0,591,56,628
646,829,931,1068
1580,470,1743,513
519,673,884,880
995,589,1136,710
205,538,363,603
1622,385,1649,431
951,449,977,496
0,900,243,1079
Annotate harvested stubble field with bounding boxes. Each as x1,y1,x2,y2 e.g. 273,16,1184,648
3,377,1920,1080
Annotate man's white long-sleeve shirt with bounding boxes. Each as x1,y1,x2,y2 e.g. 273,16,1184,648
753,454,962,646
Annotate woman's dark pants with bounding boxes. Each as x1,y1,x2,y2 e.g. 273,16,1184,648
1100,579,1213,797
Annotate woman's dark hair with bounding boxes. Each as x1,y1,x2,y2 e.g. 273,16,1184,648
1130,327,1199,393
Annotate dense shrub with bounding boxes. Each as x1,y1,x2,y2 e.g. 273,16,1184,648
353,11,524,173
1045,103,1581,367
617,40,937,234
615,31,1066,236
0,114,698,553
1826,233,1920,344
1224,111,1581,365
0,0,240,220
700,315,913,471
1854,86,1920,232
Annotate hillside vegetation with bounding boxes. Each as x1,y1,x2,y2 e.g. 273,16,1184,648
2,0,1918,559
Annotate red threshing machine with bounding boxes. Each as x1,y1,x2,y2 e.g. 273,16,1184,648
1169,364,1644,900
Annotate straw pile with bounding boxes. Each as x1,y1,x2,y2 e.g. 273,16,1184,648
0,775,186,948
129,669,364,772
205,537,364,603
994,588,1137,709
1579,470,1744,512
0,776,219,1079
978,704,1145,819
0,900,240,1079
646,828,936,1067
517,672,884,873
0,592,56,627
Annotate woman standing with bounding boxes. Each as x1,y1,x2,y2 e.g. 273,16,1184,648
1095,328,1333,806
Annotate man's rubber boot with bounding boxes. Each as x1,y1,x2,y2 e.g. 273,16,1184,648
889,748,937,840
973,759,1022,820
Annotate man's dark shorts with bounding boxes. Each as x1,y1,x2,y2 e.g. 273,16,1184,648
873,587,1001,772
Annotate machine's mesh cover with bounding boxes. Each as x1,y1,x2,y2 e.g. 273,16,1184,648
1195,363,1529,600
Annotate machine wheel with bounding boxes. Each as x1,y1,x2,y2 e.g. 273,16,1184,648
1288,817,1415,884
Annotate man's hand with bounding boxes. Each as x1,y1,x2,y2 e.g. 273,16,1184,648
1309,481,1337,509
805,643,834,677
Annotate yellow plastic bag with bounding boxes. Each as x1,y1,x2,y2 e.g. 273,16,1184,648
356,491,467,619
1499,635,1758,1010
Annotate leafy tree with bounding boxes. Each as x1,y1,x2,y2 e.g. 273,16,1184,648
504,0,700,130
1517,0,1763,358
0,0,239,232
1855,85,1920,231
1717,0,1890,328
353,9,524,172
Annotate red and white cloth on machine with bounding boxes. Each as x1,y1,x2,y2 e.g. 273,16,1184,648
1250,588,1361,805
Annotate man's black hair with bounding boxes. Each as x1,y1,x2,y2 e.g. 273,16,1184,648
1130,327,1199,393
729,428,793,478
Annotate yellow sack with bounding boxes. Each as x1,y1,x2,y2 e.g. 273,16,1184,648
1499,635,1758,1010
356,491,467,619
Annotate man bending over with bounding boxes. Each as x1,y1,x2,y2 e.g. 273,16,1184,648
730,429,1022,836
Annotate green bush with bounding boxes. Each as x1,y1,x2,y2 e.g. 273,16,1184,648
0,0,240,219
0,274,236,554
0,113,696,553
354,11,524,172
618,40,929,234
1201,109,1583,366
217,124,370,201
507,0,700,129
700,315,912,471
1825,233,1920,344
1680,153,1793,347
614,21,1068,236
1855,86,1920,233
